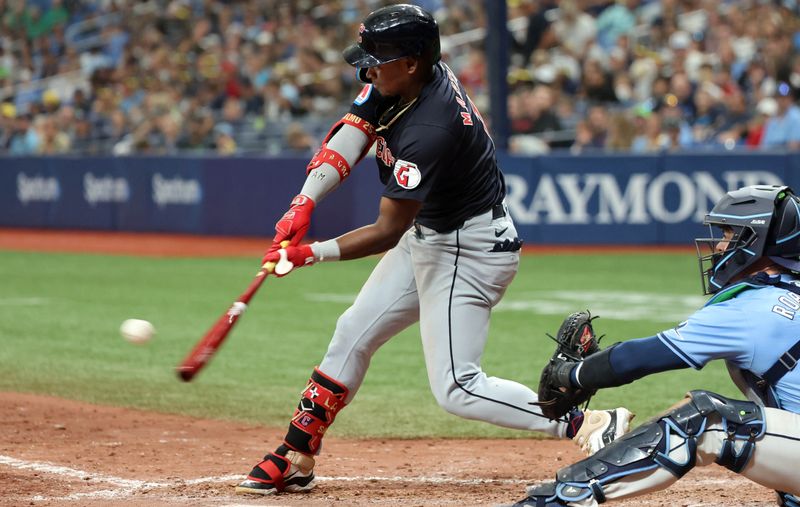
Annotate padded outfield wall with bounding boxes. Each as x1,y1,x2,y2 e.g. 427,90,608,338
1,152,794,244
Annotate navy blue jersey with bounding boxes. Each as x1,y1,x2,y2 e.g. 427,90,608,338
348,62,504,232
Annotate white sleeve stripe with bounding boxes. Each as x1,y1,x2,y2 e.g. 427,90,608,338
657,332,703,370
572,361,584,388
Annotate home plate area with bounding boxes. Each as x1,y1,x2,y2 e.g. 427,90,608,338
0,393,773,506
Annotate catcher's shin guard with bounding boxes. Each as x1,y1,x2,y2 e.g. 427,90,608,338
284,367,349,455
522,390,764,505
779,491,800,507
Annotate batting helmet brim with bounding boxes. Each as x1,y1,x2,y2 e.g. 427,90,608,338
343,43,386,68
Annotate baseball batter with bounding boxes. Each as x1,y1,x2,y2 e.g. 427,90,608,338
236,4,630,496
511,185,800,507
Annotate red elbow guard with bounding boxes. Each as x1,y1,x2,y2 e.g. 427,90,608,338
306,113,377,180
307,147,351,179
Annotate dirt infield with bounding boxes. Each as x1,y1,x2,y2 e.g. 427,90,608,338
0,228,773,506
0,392,772,507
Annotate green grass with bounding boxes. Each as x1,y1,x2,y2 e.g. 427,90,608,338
0,249,741,439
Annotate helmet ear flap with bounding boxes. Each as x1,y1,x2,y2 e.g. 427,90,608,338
732,248,749,266
357,68,371,83
768,194,800,257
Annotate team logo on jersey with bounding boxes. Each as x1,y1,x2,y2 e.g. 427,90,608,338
393,159,421,189
354,84,372,105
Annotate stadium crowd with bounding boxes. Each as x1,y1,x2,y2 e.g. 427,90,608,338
0,0,799,155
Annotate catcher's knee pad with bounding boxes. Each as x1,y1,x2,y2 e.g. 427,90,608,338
283,367,349,455
533,390,764,505
778,491,800,507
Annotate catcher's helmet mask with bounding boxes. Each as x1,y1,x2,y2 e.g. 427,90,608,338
696,185,800,294
343,4,441,83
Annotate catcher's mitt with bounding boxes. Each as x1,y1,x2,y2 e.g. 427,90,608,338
534,311,602,420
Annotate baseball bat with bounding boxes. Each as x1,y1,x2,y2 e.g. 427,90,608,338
175,241,290,382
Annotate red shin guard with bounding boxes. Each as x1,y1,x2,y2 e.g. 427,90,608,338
283,367,349,455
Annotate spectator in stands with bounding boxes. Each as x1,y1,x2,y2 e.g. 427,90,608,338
570,104,609,153
71,89,92,116
669,72,697,122
70,110,96,155
630,108,668,153
551,0,596,60
746,97,777,148
648,75,671,111
690,82,725,146
152,114,182,154
715,91,752,147
0,102,13,145
761,82,800,149
7,113,36,155
663,115,685,151
581,58,617,103
35,114,70,154
457,45,486,98
239,78,265,115
667,30,706,83
595,0,636,50
739,57,773,105
178,109,215,153
262,79,296,120
512,0,558,66
605,110,636,151
510,84,562,136
213,122,237,155
3,0,800,155
661,104,694,149
284,122,314,154
220,96,245,136
41,90,61,115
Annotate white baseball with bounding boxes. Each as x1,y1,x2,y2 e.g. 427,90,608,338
120,319,155,345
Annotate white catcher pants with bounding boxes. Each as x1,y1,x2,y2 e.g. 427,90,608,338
318,204,565,436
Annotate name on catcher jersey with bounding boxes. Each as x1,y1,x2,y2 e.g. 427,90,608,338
348,63,504,232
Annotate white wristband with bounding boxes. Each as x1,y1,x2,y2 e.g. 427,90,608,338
311,240,341,262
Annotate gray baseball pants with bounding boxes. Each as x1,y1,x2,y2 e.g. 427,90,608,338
319,204,566,436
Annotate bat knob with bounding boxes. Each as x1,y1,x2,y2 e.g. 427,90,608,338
176,367,195,382
274,248,294,276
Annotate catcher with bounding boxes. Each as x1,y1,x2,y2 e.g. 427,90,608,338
510,185,800,507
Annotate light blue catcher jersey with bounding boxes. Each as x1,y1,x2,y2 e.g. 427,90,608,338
658,275,800,413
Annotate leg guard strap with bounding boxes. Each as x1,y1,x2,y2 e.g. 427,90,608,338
283,367,349,455
686,390,765,473
536,391,766,505
523,482,567,507
588,479,606,503
248,453,288,491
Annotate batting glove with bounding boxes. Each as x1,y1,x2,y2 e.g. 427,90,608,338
262,245,315,277
267,194,315,254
